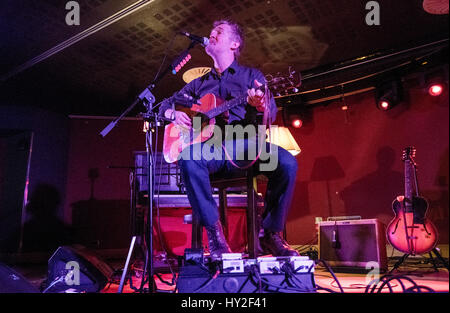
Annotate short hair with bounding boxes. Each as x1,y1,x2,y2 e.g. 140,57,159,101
213,19,244,59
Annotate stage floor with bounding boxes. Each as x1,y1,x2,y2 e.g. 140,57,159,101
100,265,449,294
6,252,449,294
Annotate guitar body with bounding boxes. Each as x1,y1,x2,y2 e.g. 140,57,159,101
386,196,438,255
163,93,221,163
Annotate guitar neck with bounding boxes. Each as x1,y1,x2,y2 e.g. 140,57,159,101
205,85,266,119
206,95,247,119
404,160,414,209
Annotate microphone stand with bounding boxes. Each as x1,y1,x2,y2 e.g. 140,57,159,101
99,39,198,293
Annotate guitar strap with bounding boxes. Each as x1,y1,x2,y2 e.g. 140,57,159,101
222,84,272,170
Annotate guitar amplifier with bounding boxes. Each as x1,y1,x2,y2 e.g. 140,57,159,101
318,219,387,272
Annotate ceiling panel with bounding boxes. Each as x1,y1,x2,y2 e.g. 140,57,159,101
1,0,448,115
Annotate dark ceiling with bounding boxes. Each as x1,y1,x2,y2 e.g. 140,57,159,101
1,0,449,116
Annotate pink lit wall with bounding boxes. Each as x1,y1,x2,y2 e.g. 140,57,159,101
285,86,449,245
64,84,449,251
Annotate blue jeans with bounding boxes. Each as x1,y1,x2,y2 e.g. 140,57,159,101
178,138,298,233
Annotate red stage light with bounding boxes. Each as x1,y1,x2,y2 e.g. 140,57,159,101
292,119,302,128
379,100,390,110
428,84,443,96
375,80,402,111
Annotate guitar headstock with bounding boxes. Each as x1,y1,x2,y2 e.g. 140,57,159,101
402,146,416,162
265,66,302,97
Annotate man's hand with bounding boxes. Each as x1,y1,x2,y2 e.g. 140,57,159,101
165,109,191,128
247,79,266,112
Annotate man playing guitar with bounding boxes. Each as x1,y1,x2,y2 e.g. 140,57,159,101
159,19,299,260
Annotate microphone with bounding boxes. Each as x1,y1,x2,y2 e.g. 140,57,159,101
180,31,209,46
331,230,340,249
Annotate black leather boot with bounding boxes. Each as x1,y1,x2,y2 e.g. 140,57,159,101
259,230,299,257
205,221,232,261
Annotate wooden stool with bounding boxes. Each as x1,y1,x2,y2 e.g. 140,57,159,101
191,166,261,258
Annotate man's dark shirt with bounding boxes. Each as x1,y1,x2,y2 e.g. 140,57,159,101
159,60,277,126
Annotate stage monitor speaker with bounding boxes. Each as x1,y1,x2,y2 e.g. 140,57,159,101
318,218,387,272
0,262,40,293
46,245,114,293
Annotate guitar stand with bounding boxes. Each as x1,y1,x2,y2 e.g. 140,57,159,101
389,248,449,274
428,248,449,271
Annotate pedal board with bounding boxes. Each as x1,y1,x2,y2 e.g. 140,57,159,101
177,249,316,293
221,253,315,275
